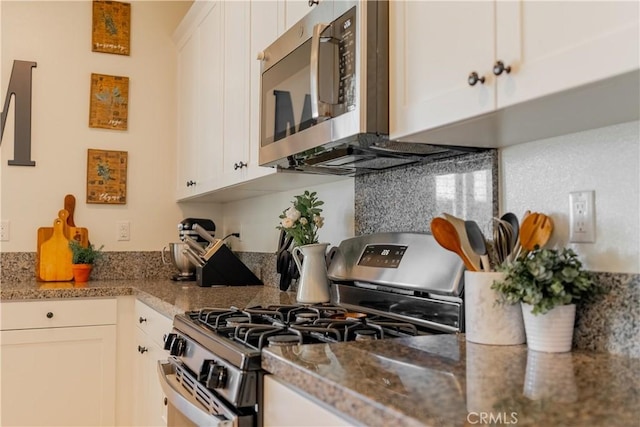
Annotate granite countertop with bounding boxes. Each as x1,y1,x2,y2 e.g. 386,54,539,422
0,279,297,318
3,280,638,426
262,335,640,427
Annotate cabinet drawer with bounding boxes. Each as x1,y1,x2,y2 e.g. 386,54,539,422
0,298,117,330
135,300,172,347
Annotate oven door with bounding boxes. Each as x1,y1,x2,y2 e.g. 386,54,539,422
158,359,254,427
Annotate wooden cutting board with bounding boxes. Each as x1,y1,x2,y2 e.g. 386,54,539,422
36,204,89,280
39,218,73,282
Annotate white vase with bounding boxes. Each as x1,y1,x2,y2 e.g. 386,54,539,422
521,303,576,353
292,243,331,304
464,271,526,345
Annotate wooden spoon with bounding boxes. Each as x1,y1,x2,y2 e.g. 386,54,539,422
430,217,477,271
443,213,481,271
520,213,554,251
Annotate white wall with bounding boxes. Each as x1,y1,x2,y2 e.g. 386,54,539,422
221,179,355,253
1,0,220,253
501,121,640,274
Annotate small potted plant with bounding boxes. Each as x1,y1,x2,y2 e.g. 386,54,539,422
491,247,599,352
69,240,104,283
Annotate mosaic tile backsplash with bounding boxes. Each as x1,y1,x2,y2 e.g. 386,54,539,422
1,150,638,357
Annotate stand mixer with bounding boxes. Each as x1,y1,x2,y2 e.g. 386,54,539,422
162,218,216,281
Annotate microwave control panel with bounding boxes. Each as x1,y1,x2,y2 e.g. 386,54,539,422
336,7,356,109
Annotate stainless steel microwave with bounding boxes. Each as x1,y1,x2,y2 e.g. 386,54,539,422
258,1,401,175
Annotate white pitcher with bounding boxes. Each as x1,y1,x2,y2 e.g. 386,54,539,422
291,243,330,304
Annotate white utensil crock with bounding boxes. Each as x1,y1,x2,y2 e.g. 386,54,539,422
464,271,526,345
292,243,331,304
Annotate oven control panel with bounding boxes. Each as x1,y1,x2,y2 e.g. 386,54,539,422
358,244,407,268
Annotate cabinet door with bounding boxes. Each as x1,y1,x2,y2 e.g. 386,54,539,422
263,375,354,426
389,1,495,140
248,1,279,181
496,1,640,109
0,325,117,426
198,1,225,190
222,0,250,183
133,328,168,427
176,29,201,199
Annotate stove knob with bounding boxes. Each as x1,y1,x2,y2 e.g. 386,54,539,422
169,337,186,357
205,364,228,389
163,333,177,351
198,360,216,382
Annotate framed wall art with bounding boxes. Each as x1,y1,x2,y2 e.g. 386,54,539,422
86,149,128,204
92,0,131,56
89,73,129,130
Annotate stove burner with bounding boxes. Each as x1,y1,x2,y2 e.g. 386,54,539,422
354,329,378,341
267,335,301,347
226,316,250,326
186,304,424,351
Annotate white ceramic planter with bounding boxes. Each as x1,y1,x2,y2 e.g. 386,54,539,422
521,303,576,353
464,272,526,345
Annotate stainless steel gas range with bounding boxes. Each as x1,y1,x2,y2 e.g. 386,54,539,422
158,232,465,427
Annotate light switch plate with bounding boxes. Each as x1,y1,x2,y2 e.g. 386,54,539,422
0,220,9,241
569,191,595,243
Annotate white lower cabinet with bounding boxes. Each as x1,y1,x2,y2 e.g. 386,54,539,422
132,299,173,427
0,299,117,426
263,375,355,427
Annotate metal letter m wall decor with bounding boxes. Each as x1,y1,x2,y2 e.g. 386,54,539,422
1,60,37,166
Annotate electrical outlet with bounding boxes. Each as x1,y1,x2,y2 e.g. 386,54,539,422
226,224,242,242
0,220,10,241
569,191,595,243
117,221,130,241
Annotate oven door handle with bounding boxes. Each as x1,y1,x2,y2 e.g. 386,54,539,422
157,361,232,427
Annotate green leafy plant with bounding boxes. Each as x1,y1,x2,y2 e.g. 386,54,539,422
276,190,325,247
69,240,104,265
491,247,598,315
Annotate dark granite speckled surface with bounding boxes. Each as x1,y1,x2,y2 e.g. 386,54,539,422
0,280,295,319
263,335,640,427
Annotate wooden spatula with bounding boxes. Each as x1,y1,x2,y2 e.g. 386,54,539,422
430,217,477,271
520,213,554,251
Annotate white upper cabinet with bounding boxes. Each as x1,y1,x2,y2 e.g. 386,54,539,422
495,1,640,109
174,1,224,200
390,0,640,148
390,1,496,140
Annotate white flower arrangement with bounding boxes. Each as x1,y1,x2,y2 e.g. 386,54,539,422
277,191,325,247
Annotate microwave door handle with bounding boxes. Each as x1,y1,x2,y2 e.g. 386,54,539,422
310,22,328,121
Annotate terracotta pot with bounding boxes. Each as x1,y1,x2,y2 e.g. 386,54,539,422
71,264,93,283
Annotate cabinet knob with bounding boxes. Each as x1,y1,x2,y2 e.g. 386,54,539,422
234,161,247,170
186,180,196,187
46,312,54,319
139,316,147,324
256,51,267,61
467,72,485,86
308,0,318,6
137,345,148,354
493,60,511,76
